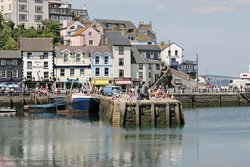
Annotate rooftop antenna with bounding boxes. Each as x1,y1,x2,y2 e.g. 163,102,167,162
83,4,87,10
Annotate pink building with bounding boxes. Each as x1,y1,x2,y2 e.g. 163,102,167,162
70,26,101,46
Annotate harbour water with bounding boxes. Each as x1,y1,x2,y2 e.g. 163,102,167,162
1,107,250,167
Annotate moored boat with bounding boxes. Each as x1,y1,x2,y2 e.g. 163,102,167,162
0,107,16,116
67,93,100,113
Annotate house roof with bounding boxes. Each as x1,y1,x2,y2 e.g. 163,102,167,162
105,32,131,46
136,34,155,42
135,45,161,51
19,38,53,51
54,45,112,55
0,50,21,59
159,42,184,50
131,47,161,64
94,19,136,29
72,27,89,36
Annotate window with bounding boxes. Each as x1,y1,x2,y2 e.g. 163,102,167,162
60,69,65,76
119,70,124,78
76,53,81,63
95,68,100,76
9,4,11,10
88,32,92,36
44,61,48,69
27,72,32,80
156,64,160,70
1,60,6,66
27,52,32,59
80,69,84,77
1,6,3,12
149,72,151,78
19,0,27,2
119,46,124,55
175,50,178,56
148,64,151,70
44,72,49,79
70,68,74,77
95,56,99,64
35,0,43,3
43,52,48,59
12,70,18,78
7,60,12,66
89,40,93,45
19,4,27,12
64,53,69,62
158,52,161,59
141,52,146,58
104,56,109,64
35,5,43,13
12,60,17,66
119,58,124,66
27,61,32,69
168,50,171,56
150,52,154,59
139,72,143,78
139,64,143,70
1,70,6,78
104,68,109,76
35,15,43,22
19,14,27,21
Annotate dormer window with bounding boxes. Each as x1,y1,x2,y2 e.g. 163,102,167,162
70,26,75,29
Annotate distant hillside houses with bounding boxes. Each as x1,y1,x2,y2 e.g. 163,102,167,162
0,0,197,91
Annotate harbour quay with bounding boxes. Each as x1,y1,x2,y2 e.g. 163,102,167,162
99,95,185,128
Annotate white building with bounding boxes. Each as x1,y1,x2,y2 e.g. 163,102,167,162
0,0,52,29
160,42,183,69
105,32,132,91
20,38,54,88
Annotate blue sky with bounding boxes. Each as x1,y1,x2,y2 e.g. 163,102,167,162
70,0,250,77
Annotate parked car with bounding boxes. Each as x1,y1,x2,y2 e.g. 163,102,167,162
53,88,67,94
102,85,122,96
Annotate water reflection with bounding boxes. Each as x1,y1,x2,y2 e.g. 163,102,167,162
0,113,183,167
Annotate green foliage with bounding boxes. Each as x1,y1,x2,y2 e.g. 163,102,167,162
2,36,17,50
0,18,61,50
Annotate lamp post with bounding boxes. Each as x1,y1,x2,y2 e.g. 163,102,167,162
196,53,199,90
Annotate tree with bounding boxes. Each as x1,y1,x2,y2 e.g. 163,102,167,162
2,36,17,50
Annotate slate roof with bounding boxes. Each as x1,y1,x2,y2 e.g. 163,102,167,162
19,38,53,51
131,47,161,64
135,45,161,51
0,50,21,59
105,32,131,46
54,45,112,55
94,19,136,30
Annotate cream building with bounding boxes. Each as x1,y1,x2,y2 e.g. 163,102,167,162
0,0,52,29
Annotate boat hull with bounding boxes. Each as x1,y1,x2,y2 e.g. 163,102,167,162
68,95,100,113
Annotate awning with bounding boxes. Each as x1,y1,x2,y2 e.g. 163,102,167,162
115,80,132,85
94,80,109,85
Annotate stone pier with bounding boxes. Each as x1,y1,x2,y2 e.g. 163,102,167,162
99,96,185,128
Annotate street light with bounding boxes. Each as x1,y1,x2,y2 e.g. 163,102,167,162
196,53,199,90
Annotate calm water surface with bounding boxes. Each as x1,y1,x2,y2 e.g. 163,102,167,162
1,107,250,167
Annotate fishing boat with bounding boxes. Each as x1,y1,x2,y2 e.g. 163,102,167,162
67,93,100,113
0,107,16,116
28,96,67,112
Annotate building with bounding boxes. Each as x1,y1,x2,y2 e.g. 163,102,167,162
49,1,73,24
135,45,161,61
71,4,89,20
92,19,137,46
60,20,85,45
0,50,22,83
105,31,132,91
54,46,92,90
131,21,157,45
0,0,50,29
70,26,101,46
131,47,161,87
159,42,183,69
20,38,54,88
90,46,113,86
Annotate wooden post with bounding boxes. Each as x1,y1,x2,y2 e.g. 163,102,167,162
135,103,140,126
151,104,155,127
175,102,181,126
165,102,170,127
